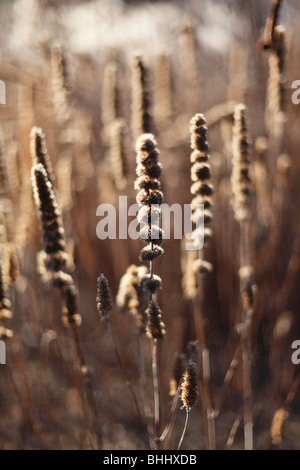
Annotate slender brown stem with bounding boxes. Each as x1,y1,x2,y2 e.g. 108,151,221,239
161,385,181,449
226,415,242,450
177,411,189,450
71,325,103,449
104,319,150,438
151,337,160,449
136,333,156,450
240,221,253,450
193,265,216,451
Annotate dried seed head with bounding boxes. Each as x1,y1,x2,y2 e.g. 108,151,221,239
62,283,81,327
265,27,286,122
116,265,148,334
181,243,198,299
136,134,164,259
139,244,164,261
51,43,69,124
30,127,55,186
52,270,74,288
131,54,152,143
141,274,162,294
31,163,67,272
188,113,214,282
109,119,127,191
96,274,113,321
231,104,252,222
181,360,198,412
154,52,173,128
0,326,13,339
101,62,119,134
189,115,213,233
5,243,19,285
271,407,288,446
0,260,12,322
179,23,198,85
145,299,166,340
116,265,147,311
192,258,214,276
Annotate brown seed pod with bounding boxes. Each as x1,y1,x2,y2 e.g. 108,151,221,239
181,360,198,412
96,274,113,321
231,104,252,222
131,54,152,143
62,284,81,327
30,127,55,186
145,299,166,340
32,163,67,272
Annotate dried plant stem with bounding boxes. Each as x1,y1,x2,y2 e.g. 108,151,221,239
226,414,242,449
161,385,181,449
151,337,160,448
214,342,241,418
240,221,253,451
135,135,165,448
192,275,216,450
104,318,150,438
71,325,103,449
136,334,155,450
177,411,189,450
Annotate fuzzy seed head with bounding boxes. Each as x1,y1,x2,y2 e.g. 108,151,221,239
231,104,252,222
96,274,113,321
181,360,198,412
145,299,166,340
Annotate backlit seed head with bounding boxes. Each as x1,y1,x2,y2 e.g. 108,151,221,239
139,244,164,261
96,274,113,321
145,299,166,339
181,360,198,412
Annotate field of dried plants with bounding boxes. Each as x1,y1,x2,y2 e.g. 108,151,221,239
0,0,300,451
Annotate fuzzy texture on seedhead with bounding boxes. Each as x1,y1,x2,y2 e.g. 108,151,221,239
145,299,166,340
30,127,55,186
0,326,13,340
265,26,286,129
32,162,80,328
51,43,69,124
32,163,67,272
231,104,252,222
189,114,214,247
116,264,148,333
154,52,173,128
62,284,82,327
181,360,198,412
101,62,119,133
109,119,127,191
135,134,164,260
141,273,162,294
0,261,12,322
5,243,19,285
0,257,13,339
96,274,113,321
179,23,198,85
135,133,166,339
131,54,152,143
